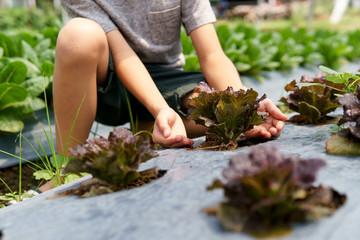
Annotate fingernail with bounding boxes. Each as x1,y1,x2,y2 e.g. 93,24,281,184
163,129,170,137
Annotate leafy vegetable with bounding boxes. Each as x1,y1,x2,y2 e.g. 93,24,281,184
280,72,343,124
188,82,265,150
0,191,37,202
316,33,352,70
0,60,49,132
33,154,87,184
326,87,360,155
205,145,346,237
182,25,360,78
316,65,360,96
0,6,62,32
0,29,57,132
270,32,304,70
65,127,159,188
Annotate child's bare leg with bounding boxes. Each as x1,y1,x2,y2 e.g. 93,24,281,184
40,18,109,192
53,18,109,156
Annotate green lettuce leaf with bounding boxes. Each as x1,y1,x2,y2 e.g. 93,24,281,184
0,61,27,84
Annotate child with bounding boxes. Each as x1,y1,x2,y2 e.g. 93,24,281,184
54,0,287,155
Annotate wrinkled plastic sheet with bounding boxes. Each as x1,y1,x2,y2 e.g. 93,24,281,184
0,64,360,240
0,123,359,240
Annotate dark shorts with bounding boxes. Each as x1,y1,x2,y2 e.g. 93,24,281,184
95,56,206,126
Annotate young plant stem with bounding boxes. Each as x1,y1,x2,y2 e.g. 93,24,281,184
90,122,99,138
18,132,22,202
49,93,86,187
122,86,138,134
61,93,86,156
134,130,152,137
0,132,25,203
296,83,346,93
0,177,15,196
349,79,360,91
0,148,45,200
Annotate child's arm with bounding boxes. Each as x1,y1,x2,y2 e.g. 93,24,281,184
189,23,287,138
106,30,193,147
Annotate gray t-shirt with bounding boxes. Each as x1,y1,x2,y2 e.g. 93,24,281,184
61,0,216,68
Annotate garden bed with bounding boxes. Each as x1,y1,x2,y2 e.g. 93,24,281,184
0,63,359,239
0,123,359,240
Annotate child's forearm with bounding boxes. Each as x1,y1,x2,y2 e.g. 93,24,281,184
190,23,246,91
200,51,247,91
106,30,169,118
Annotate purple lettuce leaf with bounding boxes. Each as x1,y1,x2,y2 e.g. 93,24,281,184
65,127,159,187
337,92,360,127
205,146,345,236
188,82,265,145
221,146,326,207
325,86,360,155
280,75,343,124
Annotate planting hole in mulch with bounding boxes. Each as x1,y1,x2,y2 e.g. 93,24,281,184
189,135,274,151
286,115,341,125
49,169,167,199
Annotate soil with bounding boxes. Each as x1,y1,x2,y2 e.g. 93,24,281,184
124,169,167,189
287,115,340,125
0,162,44,206
49,169,167,199
189,135,274,151
0,163,166,206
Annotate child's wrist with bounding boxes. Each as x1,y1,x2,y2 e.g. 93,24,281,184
153,106,173,119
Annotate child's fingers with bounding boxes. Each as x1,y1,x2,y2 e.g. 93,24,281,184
259,99,288,121
159,135,194,148
155,109,176,138
273,119,285,131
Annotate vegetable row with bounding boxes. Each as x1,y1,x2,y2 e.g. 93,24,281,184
182,24,360,77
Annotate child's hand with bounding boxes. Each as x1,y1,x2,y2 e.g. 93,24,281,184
244,98,287,139
152,108,194,148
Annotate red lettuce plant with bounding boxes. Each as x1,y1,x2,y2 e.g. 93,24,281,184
63,127,159,195
280,73,343,124
326,86,360,155
188,82,266,150
205,145,346,237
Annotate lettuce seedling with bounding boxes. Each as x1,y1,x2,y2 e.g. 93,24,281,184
65,127,159,190
326,87,360,155
188,82,266,150
280,73,343,124
205,145,346,237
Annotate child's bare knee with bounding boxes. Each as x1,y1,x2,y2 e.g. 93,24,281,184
181,91,199,110
56,18,107,60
